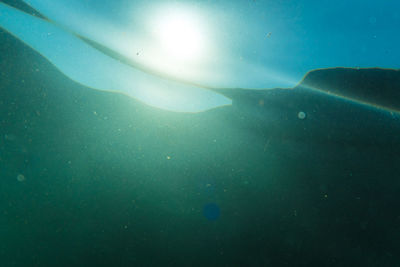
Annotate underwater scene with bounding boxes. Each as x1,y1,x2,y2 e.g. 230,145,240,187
1,0,400,266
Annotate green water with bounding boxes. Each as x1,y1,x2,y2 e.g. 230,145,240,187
1,25,400,266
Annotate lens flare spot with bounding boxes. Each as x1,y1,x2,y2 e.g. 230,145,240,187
17,174,26,182
298,111,306,120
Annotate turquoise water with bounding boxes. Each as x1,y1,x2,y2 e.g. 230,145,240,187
1,0,400,266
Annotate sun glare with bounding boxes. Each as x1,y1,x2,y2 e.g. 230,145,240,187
155,11,205,62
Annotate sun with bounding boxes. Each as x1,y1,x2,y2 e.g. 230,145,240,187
154,11,206,62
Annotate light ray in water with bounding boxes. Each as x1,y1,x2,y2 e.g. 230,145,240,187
305,85,400,116
295,68,400,116
0,2,231,112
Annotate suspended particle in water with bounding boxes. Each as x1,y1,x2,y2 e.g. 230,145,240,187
4,134,16,141
297,111,306,120
16,174,25,182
